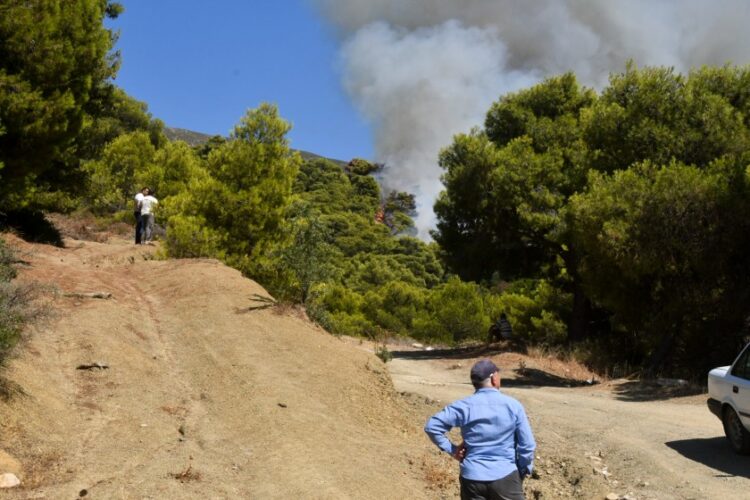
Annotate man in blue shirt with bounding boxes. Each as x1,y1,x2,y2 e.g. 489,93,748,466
424,359,536,500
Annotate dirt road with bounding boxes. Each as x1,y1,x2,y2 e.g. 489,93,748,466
387,351,750,499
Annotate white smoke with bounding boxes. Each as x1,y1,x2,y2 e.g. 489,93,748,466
312,0,750,236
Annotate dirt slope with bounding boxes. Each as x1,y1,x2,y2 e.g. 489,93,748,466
0,235,436,499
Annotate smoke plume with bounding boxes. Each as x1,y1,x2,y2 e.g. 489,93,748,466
312,0,750,236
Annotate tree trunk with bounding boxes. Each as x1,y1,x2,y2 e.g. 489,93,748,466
568,283,590,342
647,332,676,376
563,247,590,342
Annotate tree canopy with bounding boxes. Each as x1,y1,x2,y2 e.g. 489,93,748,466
0,0,123,207
434,65,750,374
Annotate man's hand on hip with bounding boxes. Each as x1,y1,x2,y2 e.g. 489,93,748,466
452,442,466,462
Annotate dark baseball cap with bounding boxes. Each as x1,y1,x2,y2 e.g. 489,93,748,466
470,359,498,383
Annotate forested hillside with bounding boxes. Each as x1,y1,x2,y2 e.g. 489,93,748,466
2,1,750,378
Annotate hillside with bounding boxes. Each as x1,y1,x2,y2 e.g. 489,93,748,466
163,126,349,167
0,233,439,498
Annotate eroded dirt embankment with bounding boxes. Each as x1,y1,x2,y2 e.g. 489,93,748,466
0,234,440,499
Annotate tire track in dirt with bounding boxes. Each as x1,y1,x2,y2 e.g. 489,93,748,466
2,235,438,499
62,252,183,492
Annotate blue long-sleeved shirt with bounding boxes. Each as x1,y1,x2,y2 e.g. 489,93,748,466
424,388,536,481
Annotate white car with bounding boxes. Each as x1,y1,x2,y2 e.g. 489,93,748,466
707,342,750,454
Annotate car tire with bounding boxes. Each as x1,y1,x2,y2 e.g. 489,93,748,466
722,406,750,454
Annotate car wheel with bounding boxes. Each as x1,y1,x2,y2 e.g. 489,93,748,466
722,406,750,454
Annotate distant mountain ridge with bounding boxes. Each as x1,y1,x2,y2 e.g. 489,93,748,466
164,126,348,166
163,126,213,147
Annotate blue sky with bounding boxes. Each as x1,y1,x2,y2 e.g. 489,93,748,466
108,0,372,161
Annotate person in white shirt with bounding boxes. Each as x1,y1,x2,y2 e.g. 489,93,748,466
134,187,147,244
138,188,159,244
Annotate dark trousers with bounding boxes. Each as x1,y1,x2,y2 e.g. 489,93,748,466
140,213,155,243
460,471,524,500
134,211,142,244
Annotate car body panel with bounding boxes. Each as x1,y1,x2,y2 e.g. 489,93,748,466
708,344,750,431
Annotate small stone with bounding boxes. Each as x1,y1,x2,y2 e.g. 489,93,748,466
411,343,423,348
594,468,611,478
605,494,618,500
0,473,20,488
640,481,650,487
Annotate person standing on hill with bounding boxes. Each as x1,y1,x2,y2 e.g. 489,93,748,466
138,188,158,245
424,359,536,500
133,187,147,244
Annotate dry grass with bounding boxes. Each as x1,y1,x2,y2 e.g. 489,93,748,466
170,464,202,483
420,452,456,494
17,450,65,489
45,213,108,242
486,347,601,385
524,345,602,382
0,281,55,366
160,404,188,417
0,376,25,401
272,302,309,322
46,212,132,243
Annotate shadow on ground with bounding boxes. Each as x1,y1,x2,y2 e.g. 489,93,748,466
612,380,705,402
391,341,525,361
392,346,596,389
501,368,596,388
0,210,63,247
665,437,750,479
391,345,494,361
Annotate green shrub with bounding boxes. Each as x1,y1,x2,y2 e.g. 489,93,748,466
362,281,427,335
485,279,572,344
0,239,44,366
375,344,393,363
346,158,380,176
413,277,490,344
164,214,225,259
